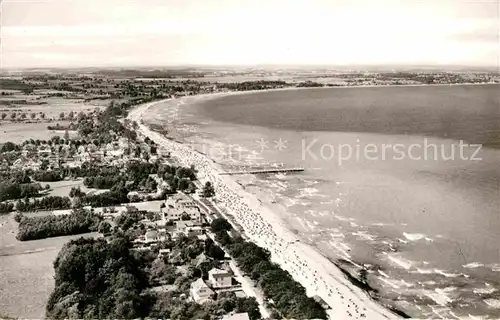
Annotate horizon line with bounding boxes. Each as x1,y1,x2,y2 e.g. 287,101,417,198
2,63,499,72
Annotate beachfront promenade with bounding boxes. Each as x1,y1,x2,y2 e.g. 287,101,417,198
219,167,305,175
129,101,398,320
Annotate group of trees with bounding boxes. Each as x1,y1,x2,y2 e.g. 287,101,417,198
16,209,101,241
297,81,325,87
16,196,72,212
69,186,86,198
32,170,64,182
148,291,261,320
0,110,47,121
75,102,139,146
213,218,327,319
46,236,150,319
45,234,261,320
144,233,260,320
0,141,20,153
218,80,289,91
83,175,125,189
201,182,215,198
0,182,42,202
80,162,199,196
0,202,14,214
47,123,76,131
80,187,129,207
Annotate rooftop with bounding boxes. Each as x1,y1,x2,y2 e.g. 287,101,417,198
222,312,250,320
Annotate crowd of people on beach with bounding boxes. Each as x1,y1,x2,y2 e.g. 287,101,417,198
132,105,376,319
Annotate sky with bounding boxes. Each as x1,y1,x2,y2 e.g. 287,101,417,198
1,0,499,68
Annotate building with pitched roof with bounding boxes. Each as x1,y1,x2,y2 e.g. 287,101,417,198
189,278,214,304
208,267,233,288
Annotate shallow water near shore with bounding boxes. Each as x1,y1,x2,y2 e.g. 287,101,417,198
144,85,500,319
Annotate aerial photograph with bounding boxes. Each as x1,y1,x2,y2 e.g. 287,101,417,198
1,0,499,319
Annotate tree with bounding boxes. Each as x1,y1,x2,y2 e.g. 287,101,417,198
0,202,15,214
30,112,36,120
40,113,46,120
69,187,85,198
20,113,27,120
210,218,232,233
1,113,6,120
1,141,19,152
205,238,226,260
98,221,111,234
64,130,70,141
202,181,215,198
59,112,65,120
13,212,24,222
10,113,16,120
40,159,49,170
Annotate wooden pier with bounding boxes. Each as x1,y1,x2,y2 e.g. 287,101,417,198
219,167,304,175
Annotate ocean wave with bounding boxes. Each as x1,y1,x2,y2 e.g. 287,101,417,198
425,289,453,306
402,232,433,242
484,299,500,308
489,263,500,272
473,287,497,295
403,232,426,241
284,197,312,207
351,231,376,241
378,270,390,278
378,277,401,289
371,222,396,227
434,269,462,278
386,253,413,270
304,179,321,186
378,277,414,290
414,268,435,274
335,215,350,222
463,262,485,269
329,241,351,259
297,187,329,199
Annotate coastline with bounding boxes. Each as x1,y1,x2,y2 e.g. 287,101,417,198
128,94,402,319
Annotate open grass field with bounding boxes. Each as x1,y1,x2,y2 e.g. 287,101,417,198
0,121,77,144
0,214,98,318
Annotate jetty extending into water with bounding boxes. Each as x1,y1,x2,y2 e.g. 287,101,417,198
219,167,305,175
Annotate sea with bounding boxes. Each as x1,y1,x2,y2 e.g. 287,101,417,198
143,84,500,319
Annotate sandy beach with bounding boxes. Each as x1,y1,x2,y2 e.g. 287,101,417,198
128,96,400,320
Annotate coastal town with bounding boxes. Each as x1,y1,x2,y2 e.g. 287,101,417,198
1,69,499,320
3,0,500,318
0,74,333,320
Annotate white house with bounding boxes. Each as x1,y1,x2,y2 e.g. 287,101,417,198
222,313,250,320
176,221,203,237
164,207,201,223
190,278,214,304
158,248,171,258
38,147,51,157
163,193,202,222
208,268,232,288
145,230,159,243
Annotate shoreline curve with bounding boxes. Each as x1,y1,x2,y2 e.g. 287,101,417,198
128,93,403,320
